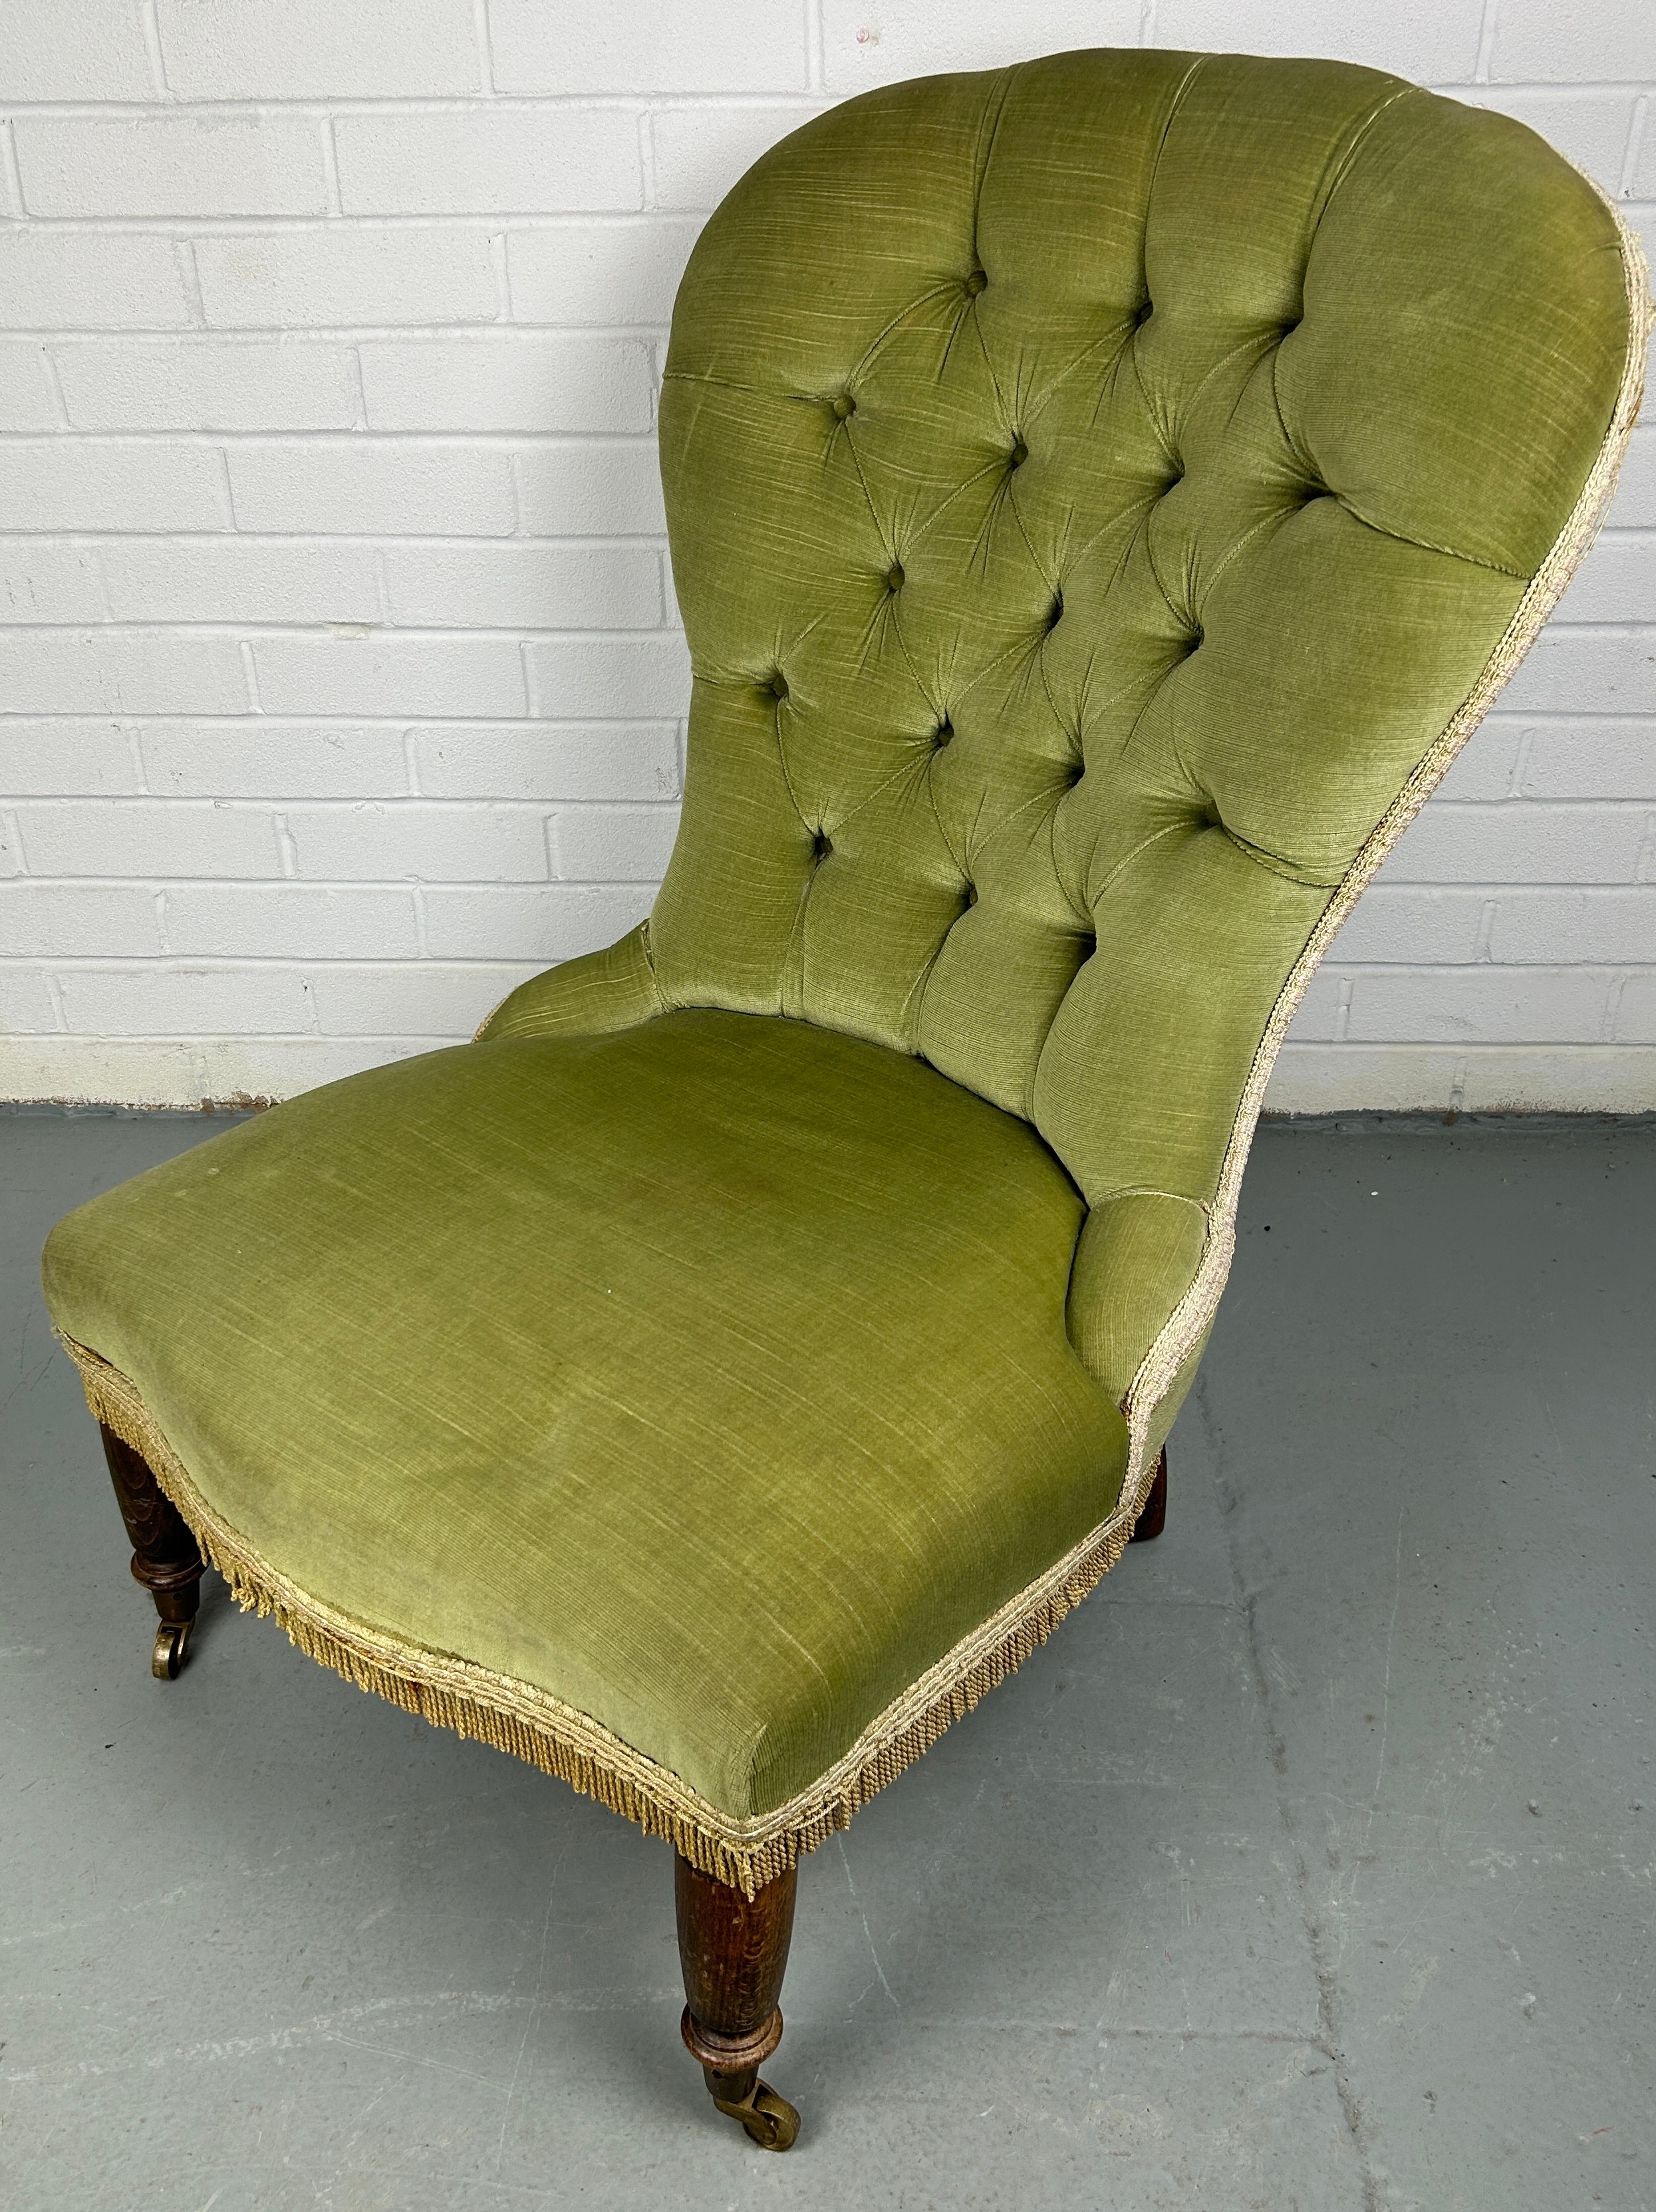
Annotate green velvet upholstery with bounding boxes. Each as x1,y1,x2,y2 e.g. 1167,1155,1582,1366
44,50,1639,1857
47,1012,1120,1816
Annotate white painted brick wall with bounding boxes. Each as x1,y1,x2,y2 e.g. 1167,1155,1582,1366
0,231,193,327
53,338,361,430
223,442,517,534
12,113,336,217
357,335,655,432
0,341,65,430
192,227,502,328
0,0,1651,1111
151,0,484,102
331,110,644,213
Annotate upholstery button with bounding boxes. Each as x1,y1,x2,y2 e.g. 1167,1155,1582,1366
934,715,953,748
768,672,789,700
1010,438,1028,468
831,393,856,419
1187,626,1203,652
886,564,905,591
1047,591,1063,631
964,268,987,296
962,882,978,906
812,830,831,862
1135,299,1153,327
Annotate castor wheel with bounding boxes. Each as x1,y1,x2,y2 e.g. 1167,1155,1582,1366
710,2078,800,2151
151,1617,193,1680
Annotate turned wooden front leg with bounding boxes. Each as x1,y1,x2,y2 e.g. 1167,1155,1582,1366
674,1854,800,2149
98,1421,204,1679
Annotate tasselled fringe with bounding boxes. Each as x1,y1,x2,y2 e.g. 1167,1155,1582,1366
65,1332,1159,1897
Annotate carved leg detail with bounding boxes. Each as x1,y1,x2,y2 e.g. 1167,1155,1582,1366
674,1854,799,2150
98,1422,204,1679
1130,1448,1168,1544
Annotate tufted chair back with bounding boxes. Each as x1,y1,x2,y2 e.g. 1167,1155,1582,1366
495,50,1643,1443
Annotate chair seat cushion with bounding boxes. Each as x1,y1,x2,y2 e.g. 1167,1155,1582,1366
44,1010,1125,1825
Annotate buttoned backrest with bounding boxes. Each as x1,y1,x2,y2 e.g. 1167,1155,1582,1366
470,48,1642,1421
650,49,1634,1240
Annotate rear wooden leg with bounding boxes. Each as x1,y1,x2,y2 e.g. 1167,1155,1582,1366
1130,1448,1168,1543
674,1854,799,2150
98,1422,204,1680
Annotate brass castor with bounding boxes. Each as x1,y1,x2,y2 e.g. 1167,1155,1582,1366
706,2068,801,2151
151,1617,193,1680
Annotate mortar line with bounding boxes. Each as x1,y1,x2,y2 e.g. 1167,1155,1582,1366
0,120,27,215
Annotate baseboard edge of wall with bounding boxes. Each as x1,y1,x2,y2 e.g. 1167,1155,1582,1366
3,1040,1655,1120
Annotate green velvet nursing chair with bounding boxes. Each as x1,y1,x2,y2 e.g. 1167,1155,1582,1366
44,49,1645,2150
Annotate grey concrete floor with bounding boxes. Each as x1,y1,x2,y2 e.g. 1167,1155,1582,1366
1,1108,1653,2211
